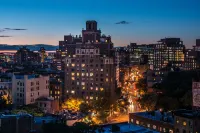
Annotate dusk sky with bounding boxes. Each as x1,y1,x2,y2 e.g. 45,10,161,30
0,0,200,48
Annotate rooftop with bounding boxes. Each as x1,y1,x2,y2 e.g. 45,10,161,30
131,110,174,124
174,109,200,119
96,123,159,133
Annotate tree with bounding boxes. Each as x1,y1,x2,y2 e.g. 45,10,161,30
136,78,147,93
96,110,109,124
0,97,7,110
137,93,157,111
62,98,83,111
79,102,91,114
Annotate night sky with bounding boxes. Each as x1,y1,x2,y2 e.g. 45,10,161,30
0,0,200,48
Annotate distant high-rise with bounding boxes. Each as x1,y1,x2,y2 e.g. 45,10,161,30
196,39,200,46
15,47,40,64
63,21,116,102
153,38,185,71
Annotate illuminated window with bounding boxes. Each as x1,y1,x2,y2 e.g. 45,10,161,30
86,96,88,99
90,96,93,100
71,77,75,80
101,69,103,71
96,87,98,91
58,91,60,94
71,73,75,76
50,91,52,94
82,86,85,90
82,73,85,76
90,73,93,76
106,78,108,82
153,125,156,129
81,82,85,85
71,90,75,94
67,64,69,66
72,64,75,67
77,82,79,85
136,120,139,125
100,88,104,91
183,121,187,126
96,97,98,100
82,64,85,67
77,73,80,76
147,124,150,128
90,87,93,90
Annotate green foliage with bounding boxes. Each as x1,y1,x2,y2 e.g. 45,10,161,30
0,97,7,110
96,111,109,123
136,78,147,93
12,104,43,116
79,102,92,114
138,70,198,111
91,97,111,111
137,93,157,111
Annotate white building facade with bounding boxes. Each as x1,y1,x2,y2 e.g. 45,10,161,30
12,74,49,106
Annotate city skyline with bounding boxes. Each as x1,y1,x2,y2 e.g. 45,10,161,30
0,0,200,48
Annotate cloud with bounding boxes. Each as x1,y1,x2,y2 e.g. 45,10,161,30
4,28,27,30
115,21,130,24
0,35,12,37
0,30,5,32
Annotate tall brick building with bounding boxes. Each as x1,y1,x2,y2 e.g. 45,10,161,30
63,21,116,102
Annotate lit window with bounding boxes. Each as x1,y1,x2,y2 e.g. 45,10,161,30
71,73,75,76
147,124,150,127
71,91,75,94
183,121,187,126
100,88,104,91
136,120,139,125
50,91,52,94
82,86,85,90
71,77,75,80
72,64,75,67
106,78,108,82
77,73,80,76
90,97,93,100
101,69,103,71
90,73,93,76
82,64,85,67
81,82,85,85
96,87,98,91
67,64,69,66
90,87,93,90
82,73,85,76
77,82,79,85
86,96,88,99
96,97,98,100
153,125,156,129
58,91,60,94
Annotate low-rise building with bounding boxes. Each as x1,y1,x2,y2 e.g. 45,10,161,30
174,110,200,133
36,97,59,114
129,111,174,133
12,73,49,106
0,114,34,133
